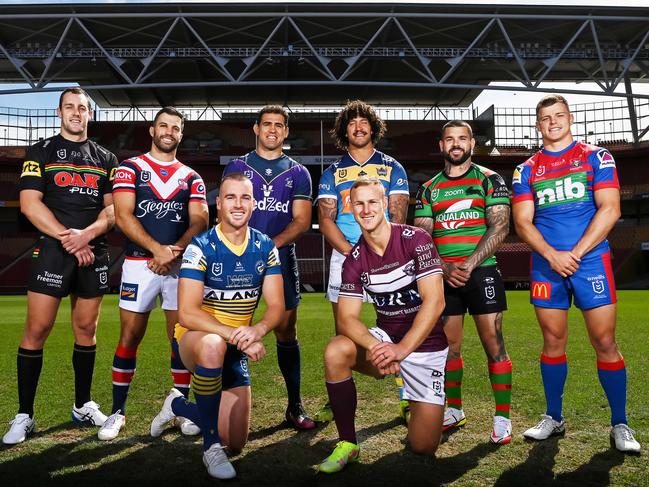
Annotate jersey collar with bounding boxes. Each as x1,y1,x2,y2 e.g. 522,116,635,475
541,140,577,157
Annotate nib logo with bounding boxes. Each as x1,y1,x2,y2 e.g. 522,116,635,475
436,199,477,230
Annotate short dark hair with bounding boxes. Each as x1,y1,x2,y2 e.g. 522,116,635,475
58,87,92,111
441,120,474,139
536,95,570,118
330,100,387,150
256,105,289,126
153,107,185,129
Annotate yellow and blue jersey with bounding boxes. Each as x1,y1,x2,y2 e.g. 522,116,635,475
179,224,281,328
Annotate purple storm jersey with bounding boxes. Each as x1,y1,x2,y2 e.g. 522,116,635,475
316,150,410,245
223,151,312,241
113,152,207,258
339,224,447,352
512,140,619,254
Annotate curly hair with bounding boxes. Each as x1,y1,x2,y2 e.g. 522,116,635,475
330,100,387,150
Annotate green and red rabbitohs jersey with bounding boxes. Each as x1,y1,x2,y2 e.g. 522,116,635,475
414,163,510,267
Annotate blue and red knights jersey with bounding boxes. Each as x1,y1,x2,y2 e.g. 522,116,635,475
512,140,619,254
223,151,312,242
113,152,207,258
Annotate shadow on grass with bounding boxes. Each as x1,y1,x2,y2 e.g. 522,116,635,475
555,449,626,486
494,437,561,486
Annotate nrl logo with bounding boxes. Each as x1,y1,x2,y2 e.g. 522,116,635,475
141,171,151,182
485,285,495,300
244,170,253,179
592,280,605,294
211,263,222,276
338,169,347,178
57,149,67,160
536,165,545,176
430,189,440,201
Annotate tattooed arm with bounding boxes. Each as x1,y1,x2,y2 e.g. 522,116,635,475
317,197,353,255
461,204,510,274
413,216,433,236
388,194,409,224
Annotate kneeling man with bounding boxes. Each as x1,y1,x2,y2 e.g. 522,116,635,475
318,177,447,473
150,173,285,479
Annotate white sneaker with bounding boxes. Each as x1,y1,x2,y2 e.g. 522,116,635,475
150,388,183,437
611,424,641,454
97,412,126,441
523,414,565,440
3,414,35,445
174,416,201,436
490,416,513,444
203,442,236,479
72,401,107,427
443,408,467,431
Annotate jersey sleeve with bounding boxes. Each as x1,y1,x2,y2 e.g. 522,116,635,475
317,166,337,200
19,144,46,193
293,165,313,201
388,161,410,195
590,148,620,191
339,247,364,300
511,163,534,204
413,182,433,218
180,240,208,281
484,171,510,207
409,229,443,280
190,173,207,203
264,240,282,276
112,160,137,194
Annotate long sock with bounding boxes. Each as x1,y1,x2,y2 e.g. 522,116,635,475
17,347,43,417
277,340,301,407
192,365,223,451
326,377,357,444
170,338,191,398
597,358,627,426
540,353,567,422
111,345,137,415
73,343,96,408
171,396,201,427
489,359,512,419
445,356,464,411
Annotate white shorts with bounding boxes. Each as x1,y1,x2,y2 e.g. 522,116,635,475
119,258,179,313
369,327,447,406
327,249,372,303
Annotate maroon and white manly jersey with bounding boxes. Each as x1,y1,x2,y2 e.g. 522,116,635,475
113,152,207,258
340,223,447,352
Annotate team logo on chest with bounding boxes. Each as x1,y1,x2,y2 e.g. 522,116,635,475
211,263,222,276
376,167,387,177
178,179,188,190
57,149,66,160
338,169,347,178
430,189,440,201
536,165,545,177
244,170,253,179
141,170,151,182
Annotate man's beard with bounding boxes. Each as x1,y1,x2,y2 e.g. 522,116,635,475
442,147,472,166
153,135,179,153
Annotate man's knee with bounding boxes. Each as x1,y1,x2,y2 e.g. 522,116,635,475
324,335,356,368
409,437,440,456
197,334,227,366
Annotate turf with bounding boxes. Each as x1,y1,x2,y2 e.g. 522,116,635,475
0,291,647,486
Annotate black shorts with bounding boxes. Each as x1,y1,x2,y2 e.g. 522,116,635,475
28,235,109,298
279,245,301,310
443,265,507,316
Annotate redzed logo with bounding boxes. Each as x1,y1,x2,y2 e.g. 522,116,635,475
531,281,551,300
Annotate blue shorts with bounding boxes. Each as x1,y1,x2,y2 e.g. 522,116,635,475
223,344,251,389
530,250,617,310
279,245,301,310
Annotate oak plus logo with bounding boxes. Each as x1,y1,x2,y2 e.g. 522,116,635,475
536,177,585,206
435,199,479,230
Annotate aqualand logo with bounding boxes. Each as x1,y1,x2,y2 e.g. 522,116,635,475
435,199,479,230
531,281,551,300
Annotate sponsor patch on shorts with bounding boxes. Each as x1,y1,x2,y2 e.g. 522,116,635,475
120,282,138,301
531,281,551,300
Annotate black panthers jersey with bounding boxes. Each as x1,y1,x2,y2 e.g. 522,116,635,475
19,134,118,242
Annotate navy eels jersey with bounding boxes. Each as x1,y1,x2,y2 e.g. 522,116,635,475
113,152,206,258
180,225,281,328
19,134,118,244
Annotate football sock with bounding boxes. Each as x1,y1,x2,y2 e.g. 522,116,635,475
171,396,201,427
489,359,512,419
170,337,191,398
111,345,137,415
445,356,464,411
597,358,628,426
72,343,96,408
192,365,223,451
326,377,357,444
277,340,301,407
17,347,43,417
540,353,567,422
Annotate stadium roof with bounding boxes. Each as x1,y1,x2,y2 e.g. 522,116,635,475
0,2,648,107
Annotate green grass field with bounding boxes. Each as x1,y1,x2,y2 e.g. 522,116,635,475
0,291,647,486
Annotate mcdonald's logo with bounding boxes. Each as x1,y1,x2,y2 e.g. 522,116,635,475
531,281,551,300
